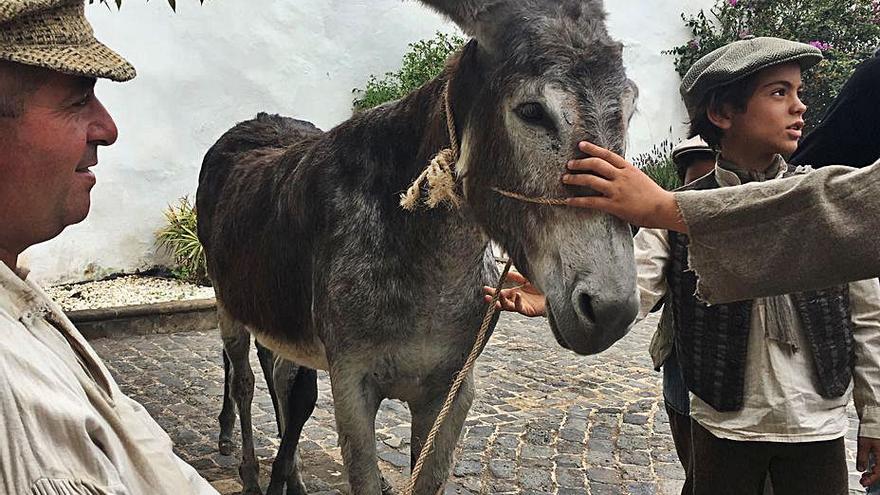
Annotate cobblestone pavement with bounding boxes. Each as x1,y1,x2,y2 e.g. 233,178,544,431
90,313,869,494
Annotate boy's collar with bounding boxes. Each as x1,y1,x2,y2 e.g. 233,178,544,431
715,154,787,186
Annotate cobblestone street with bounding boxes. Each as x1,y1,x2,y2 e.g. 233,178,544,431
90,313,868,494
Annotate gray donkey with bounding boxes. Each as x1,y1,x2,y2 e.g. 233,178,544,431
196,0,640,493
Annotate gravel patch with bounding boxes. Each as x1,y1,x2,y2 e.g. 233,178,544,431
46,275,215,312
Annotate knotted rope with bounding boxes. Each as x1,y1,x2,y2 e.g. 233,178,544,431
406,258,513,494
400,82,462,210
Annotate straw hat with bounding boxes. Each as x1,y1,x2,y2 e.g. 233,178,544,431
0,0,135,81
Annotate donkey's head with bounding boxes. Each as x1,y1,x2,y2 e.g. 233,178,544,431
425,0,639,354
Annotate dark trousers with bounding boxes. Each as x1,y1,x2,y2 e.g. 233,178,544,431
691,421,847,495
667,403,695,495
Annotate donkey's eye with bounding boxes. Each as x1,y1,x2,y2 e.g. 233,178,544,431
515,102,547,124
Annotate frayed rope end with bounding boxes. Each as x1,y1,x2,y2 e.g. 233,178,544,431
399,148,460,211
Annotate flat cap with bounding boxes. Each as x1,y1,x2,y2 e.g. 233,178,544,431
680,37,821,121
671,136,712,165
0,0,135,81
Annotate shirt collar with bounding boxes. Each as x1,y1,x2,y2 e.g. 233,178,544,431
0,262,52,321
714,154,788,187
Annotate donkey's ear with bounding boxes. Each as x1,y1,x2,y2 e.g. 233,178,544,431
419,0,506,55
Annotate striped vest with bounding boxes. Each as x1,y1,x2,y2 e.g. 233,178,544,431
667,172,854,412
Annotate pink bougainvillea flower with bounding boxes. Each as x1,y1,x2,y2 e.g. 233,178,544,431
728,0,738,6
809,40,832,51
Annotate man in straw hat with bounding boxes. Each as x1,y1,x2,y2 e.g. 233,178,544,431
0,1,218,493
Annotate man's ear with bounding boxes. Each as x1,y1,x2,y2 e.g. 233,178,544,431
707,99,734,131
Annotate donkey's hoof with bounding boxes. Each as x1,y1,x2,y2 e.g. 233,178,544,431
285,480,308,495
242,485,263,495
218,439,234,456
380,474,395,495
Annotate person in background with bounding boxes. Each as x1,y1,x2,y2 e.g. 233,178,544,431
790,48,880,168
0,1,218,493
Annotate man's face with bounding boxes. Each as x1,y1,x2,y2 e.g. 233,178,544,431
722,62,806,158
0,71,117,254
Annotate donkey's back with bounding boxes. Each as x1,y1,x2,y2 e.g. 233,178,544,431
197,112,324,358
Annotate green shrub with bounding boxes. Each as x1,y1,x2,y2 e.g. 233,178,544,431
155,196,209,285
352,31,466,112
667,0,880,133
632,139,682,191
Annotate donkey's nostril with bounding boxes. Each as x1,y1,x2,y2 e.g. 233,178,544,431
578,293,596,323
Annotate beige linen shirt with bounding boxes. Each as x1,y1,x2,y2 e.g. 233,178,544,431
636,159,880,442
675,159,880,304
0,263,218,495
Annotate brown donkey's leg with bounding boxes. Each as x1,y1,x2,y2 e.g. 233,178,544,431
409,371,475,495
266,358,317,495
219,305,262,495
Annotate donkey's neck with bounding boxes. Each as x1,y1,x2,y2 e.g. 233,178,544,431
301,73,492,282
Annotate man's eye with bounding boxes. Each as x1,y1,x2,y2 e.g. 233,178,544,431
73,94,92,107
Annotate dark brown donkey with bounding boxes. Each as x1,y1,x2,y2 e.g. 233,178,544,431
197,1,640,493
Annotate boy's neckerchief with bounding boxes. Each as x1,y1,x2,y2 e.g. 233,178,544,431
715,154,800,352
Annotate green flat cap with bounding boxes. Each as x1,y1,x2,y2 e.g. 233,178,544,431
0,0,136,81
680,37,821,121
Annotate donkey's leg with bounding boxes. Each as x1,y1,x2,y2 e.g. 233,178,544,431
266,359,317,495
218,346,237,456
219,306,262,495
330,368,384,494
409,371,475,495
256,340,282,434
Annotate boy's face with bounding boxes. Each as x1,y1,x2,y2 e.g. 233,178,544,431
715,62,806,160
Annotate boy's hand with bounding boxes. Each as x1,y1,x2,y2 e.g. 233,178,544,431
857,436,880,487
562,141,688,233
482,271,547,317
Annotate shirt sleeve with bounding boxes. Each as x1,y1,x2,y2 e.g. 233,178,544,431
849,278,880,439
674,162,880,304
0,318,129,495
29,478,119,495
634,228,671,321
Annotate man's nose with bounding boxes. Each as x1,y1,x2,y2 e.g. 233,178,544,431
89,98,118,146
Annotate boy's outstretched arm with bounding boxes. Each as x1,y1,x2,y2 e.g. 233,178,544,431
565,142,880,304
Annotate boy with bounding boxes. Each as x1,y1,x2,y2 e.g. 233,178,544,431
492,37,880,494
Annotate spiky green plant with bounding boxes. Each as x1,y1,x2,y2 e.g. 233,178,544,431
156,196,209,285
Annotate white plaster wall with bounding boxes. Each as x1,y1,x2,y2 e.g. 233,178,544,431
24,0,715,284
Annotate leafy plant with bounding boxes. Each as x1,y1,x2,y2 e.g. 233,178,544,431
155,196,209,285
352,31,466,112
632,139,681,191
667,0,880,133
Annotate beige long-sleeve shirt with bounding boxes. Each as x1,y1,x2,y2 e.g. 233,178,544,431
675,159,880,304
636,160,880,442
0,263,218,495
